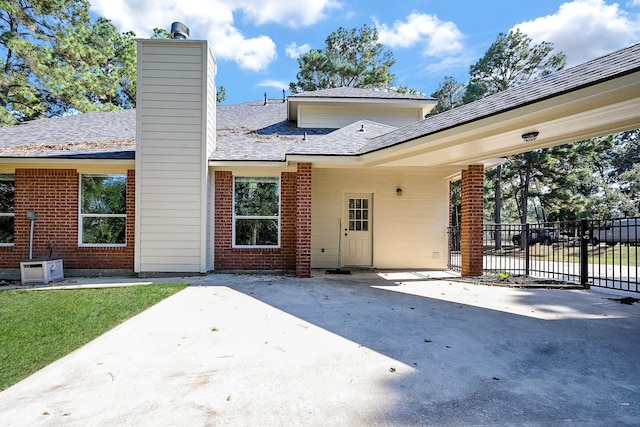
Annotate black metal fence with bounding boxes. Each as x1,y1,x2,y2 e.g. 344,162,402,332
448,218,639,292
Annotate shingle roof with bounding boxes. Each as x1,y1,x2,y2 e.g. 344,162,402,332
1,42,639,162
212,99,334,161
0,109,136,158
288,120,397,156
359,42,640,155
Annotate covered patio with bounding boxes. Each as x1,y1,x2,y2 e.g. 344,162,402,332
333,43,640,277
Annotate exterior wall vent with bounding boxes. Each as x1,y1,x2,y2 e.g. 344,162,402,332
171,22,190,39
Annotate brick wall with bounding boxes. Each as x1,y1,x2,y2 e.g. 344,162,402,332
460,165,484,276
0,169,135,271
214,171,297,272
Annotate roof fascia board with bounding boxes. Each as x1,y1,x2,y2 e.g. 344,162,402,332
0,158,134,167
289,97,436,106
208,160,292,169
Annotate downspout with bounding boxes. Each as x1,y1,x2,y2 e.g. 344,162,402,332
27,211,36,259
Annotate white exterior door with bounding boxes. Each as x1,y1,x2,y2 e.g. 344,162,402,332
343,193,373,266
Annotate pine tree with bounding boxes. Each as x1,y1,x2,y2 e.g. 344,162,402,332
289,25,396,93
0,0,136,125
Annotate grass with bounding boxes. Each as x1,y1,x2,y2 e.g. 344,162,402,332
488,243,638,266
564,245,639,266
0,284,187,391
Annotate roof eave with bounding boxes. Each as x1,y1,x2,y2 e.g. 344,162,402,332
358,70,640,169
0,157,135,164
208,160,290,168
358,48,640,158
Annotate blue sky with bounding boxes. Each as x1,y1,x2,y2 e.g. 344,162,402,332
89,0,640,104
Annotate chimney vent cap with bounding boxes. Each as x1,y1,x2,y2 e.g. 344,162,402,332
171,22,190,39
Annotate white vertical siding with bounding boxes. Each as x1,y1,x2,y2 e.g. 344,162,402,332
135,40,216,273
311,168,449,269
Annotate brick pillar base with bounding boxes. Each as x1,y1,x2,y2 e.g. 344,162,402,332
295,163,312,278
461,165,484,276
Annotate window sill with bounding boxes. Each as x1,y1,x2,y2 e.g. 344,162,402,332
232,246,281,250
79,244,127,249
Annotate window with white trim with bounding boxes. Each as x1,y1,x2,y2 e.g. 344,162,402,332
233,176,280,247
80,174,127,246
0,174,15,245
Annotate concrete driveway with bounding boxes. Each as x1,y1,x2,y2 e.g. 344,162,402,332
1,270,639,426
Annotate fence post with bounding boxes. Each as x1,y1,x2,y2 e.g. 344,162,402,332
524,223,530,276
447,227,452,270
580,219,590,289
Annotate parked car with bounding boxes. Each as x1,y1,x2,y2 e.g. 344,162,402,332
592,219,639,246
512,228,557,246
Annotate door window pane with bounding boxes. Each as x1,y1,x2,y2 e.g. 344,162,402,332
348,198,369,232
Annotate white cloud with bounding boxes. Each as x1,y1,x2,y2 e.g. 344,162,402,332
208,26,277,72
258,79,290,90
90,0,338,71
375,12,464,57
234,0,342,27
285,42,312,59
514,0,640,66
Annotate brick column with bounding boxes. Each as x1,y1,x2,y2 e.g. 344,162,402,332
295,163,312,278
461,165,484,276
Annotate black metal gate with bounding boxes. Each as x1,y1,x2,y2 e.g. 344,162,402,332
448,218,640,292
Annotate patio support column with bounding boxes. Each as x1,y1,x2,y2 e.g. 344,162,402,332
461,164,484,276
296,162,312,278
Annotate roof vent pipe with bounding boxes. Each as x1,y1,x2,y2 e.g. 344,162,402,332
171,22,190,39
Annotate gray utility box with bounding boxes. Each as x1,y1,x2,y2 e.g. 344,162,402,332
20,259,64,285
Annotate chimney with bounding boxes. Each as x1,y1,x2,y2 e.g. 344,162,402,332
136,34,217,274
170,22,190,39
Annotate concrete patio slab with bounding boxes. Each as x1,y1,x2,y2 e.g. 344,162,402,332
0,270,639,426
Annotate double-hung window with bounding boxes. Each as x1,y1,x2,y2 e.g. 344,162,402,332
0,174,15,245
80,174,127,246
233,176,280,247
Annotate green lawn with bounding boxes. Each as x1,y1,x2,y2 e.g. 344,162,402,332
0,284,187,391
565,245,639,266
488,244,638,266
